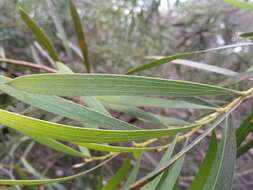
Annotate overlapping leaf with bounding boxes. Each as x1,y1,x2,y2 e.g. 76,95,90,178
0,108,198,143
19,7,59,61
7,74,240,96
0,76,137,130
189,132,218,190
102,159,131,190
126,43,253,74
201,118,236,190
69,0,91,72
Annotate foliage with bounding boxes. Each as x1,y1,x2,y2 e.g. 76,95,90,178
1,0,253,189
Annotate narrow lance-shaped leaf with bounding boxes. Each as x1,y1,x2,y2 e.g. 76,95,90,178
19,7,59,61
75,142,168,153
0,76,138,130
53,60,111,124
97,96,216,110
102,159,131,190
237,139,253,157
188,132,218,190
0,108,197,143
126,42,253,74
236,111,253,147
123,155,142,190
20,157,66,190
202,117,236,190
69,0,91,72
103,103,188,126
156,151,185,190
140,136,178,190
0,154,117,185
7,74,240,97
25,133,88,157
240,31,253,39
220,70,253,86
159,139,188,190
46,0,73,61
170,59,239,76
224,0,253,10
103,103,169,127
129,101,241,190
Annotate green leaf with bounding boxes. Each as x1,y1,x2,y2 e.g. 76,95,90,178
19,7,59,61
240,31,253,39
224,0,253,10
20,157,65,190
237,139,253,157
0,154,116,185
220,70,253,86
0,108,197,143
75,142,167,153
82,96,110,116
69,0,91,72
103,103,169,127
203,117,236,190
102,159,131,190
169,59,238,76
236,111,253,147
55,62,73,73
126,42,253,74
129,102,241,190
26,133,88,157
104,103,188,126
8,74,240,97
141,137,178,190
46,0,73,61
123,155,142,190
188,132,218,190
0,76,138,130
156,154,184,190
98,96,216,110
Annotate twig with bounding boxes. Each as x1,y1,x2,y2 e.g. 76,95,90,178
0,58,57,73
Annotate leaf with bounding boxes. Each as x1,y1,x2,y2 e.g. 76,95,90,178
102,159,131,190
220,70,253,86
103,103,169,127
46,0,73,61
55,62,73,73
156,154,185,190
170,59,238,76
19,7,59,61
75,142,167,153
0,108,197,143
236,111,253,147
26,133,88,157
82,96,111,116
0,76,138,130
104,102,188,126
224,0,253,10
97,96,216,110
123,155,142,190
202,117,236,190
69,0,91,72
7,74,240,97
141,136,178,190
0,154,116,185
129,101,241,190
188,132,218,190
126,42,253,74
240,31,253,39
237,139,253,157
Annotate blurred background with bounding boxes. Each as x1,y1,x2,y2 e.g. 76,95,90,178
1,0,253,189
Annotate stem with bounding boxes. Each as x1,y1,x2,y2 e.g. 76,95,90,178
0,58,57,73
